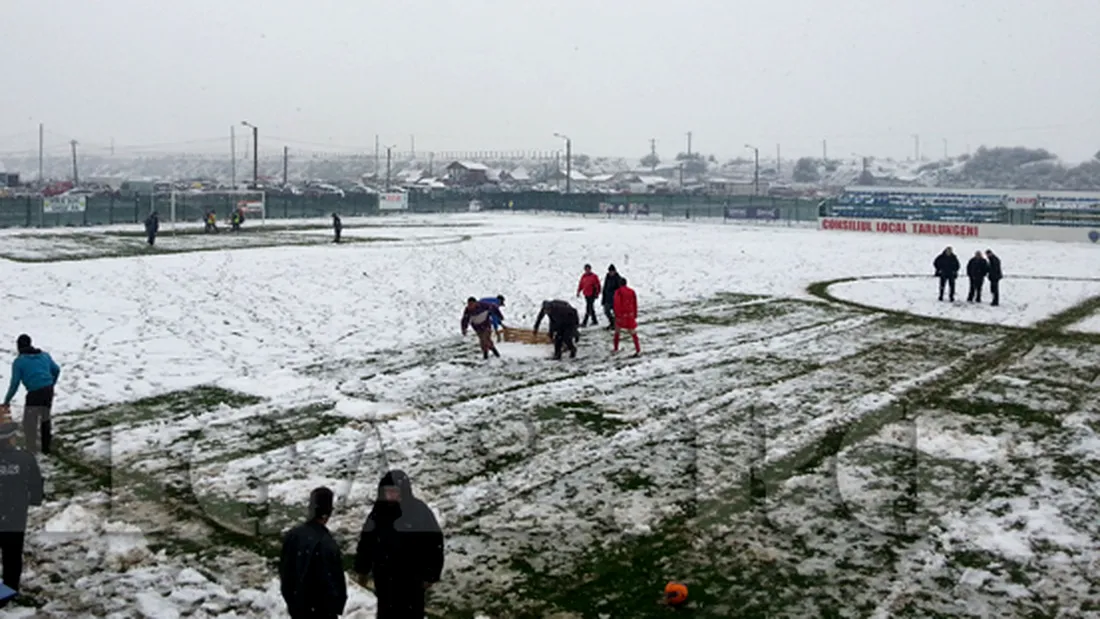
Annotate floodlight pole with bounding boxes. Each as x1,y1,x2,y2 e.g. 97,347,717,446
745,144,759,195
242,121,258,187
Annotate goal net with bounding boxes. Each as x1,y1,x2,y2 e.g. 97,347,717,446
167,190,266,232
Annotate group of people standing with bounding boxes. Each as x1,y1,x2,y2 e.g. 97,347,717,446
0,334,58,608
459,264,642,361
279,470,445,618
933,247,1003,306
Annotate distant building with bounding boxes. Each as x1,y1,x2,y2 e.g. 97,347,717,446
500,166,532,185
446,161,490,186
705,178,756,196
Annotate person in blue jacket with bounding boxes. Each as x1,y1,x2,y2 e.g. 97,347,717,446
479,295,506,342
1,335,60,455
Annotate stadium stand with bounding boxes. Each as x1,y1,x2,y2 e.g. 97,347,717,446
1032,193,1100,227
832,187,1007,223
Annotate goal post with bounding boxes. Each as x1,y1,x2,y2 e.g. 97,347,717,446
168,190,266,233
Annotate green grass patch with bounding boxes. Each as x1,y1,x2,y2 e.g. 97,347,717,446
534,400,632,436
64,385,263,432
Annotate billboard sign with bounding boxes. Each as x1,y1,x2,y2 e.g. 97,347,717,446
725,206,779,220
379,192,409,210
43,195,87,213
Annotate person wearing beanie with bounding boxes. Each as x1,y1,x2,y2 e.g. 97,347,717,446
355,470,444,619
0,420,44,607
279,486,348,619
613,277,642,357
1,335,61,455
601,265,625,330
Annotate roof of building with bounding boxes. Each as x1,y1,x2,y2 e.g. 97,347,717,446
447,160,489,171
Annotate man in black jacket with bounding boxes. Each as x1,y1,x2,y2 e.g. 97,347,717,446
985,249,1003,306
144,211,159,247
933,247,961,302
966,250,990,303
332,213,342,243
601,265,624,330
280,487,348,619
534,300,581,360
355,470,444,619
0,421,43,608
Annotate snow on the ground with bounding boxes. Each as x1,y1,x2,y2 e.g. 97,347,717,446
1,213,1097,414
831,276,1100,327
1068,310,1100,334
0,213,1097,616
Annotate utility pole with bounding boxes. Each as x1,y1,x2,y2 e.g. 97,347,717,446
745,144,759,195
374,135,380,179
776,144,781,175
38,123,43,182
410,135,415,159
649,138,657,169
282,146,288,185
822,139,827,161
241,121,258,186
565,137,572,194
252,126,258,185
553,132,571,193
912,134,920,161
70,140,79,185
428,152,434,176
230,125,237,189
385,146,393,190
686,131,692,157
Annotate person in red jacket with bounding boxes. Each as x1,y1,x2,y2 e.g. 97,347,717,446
612,278,641,356
576,264,602,327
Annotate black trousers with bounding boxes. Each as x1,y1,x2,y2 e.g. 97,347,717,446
602,301,615,328
376,585,427,619
147,233,156,246
989,278,1000,305
24,385,54,454
938,277,956,301
582,296,598,326
334,228,342,243
967,277,984,302
553,326,578,360
0,531,25,593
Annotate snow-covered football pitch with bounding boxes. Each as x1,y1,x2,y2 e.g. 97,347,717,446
1,213,1098,618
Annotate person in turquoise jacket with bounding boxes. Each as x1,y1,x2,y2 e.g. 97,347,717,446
1,335,60,454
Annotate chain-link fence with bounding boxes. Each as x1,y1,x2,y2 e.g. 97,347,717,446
0,191,821,229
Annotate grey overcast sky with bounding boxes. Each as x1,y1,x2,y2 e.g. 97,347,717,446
2,0,1098,161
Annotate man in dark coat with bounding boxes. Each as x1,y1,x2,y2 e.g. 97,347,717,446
144,211,159,246
332,213,343,243
985,249,1003,306
534,300,580,360
355,470,444,619
280,487,348,619
0,421,43,608
966,250,990,303
601,265,624,330
933,247,960,302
